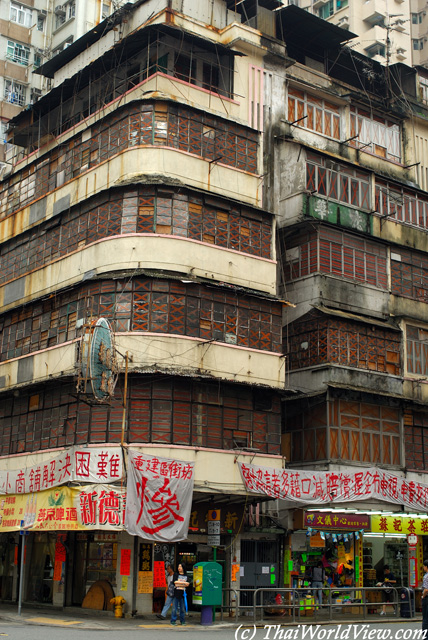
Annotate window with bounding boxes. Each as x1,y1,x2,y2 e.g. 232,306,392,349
55,12,66,28
284,228,388,289
286,398,400,465
366,44,386,58
0,121,8,143
10,2,32,27
37,14,45,30
391,249,428,302
375,179,428,230
33,54,42,69
6,40,30,66
407,325,428,375
412,12,423,24
4,80,26,106
350,106,401,162
67,2,75,19
174,54,197,84
102,2,110,19
306,153,371,210
413,39,424,51
420,76,428,105
287,87,340,139
319,0,347,18
406,412,428,471
319,1,333,18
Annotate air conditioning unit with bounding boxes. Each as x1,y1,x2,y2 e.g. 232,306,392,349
54,4,65,14
63,42,72,49
339,14,350,28
38,9,47,15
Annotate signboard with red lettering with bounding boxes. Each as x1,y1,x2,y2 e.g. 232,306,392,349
305,511,370,530
0,484,126,531
238,462,428,511
125,450,194,542
153,560,167,588
372,515,428,534
0,446,123,494
408,534,418,546
120,549,132,576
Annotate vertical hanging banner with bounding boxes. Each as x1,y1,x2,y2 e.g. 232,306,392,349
125,450,194,542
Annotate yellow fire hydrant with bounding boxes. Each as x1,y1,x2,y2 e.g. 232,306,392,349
110,596,126,618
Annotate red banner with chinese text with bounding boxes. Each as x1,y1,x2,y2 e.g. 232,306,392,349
125,450,194,542
238,462,428,512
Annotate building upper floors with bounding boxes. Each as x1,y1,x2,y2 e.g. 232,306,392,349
308,0,412,66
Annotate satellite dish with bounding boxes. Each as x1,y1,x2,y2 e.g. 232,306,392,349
78,318,118,401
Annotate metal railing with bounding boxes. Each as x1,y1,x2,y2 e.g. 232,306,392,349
217,585,417,623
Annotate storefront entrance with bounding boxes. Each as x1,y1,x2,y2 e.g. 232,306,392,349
0,533,16,601
26,532,56,603
71,533,118,606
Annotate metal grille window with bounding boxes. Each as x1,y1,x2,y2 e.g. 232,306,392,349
6,40,30,66
10,2,32,26
4,79,26,106
334,399,400,465
406,325,428,375
287,312,401,374
376,179,428,230
306,152,371,210
350,105,401,162
286,398,400,465
405,412,428,471
284,228,388,288
391,249,428,302
287,87,340,140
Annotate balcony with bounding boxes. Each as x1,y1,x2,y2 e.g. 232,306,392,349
0,235,277,314
396,48,407,61
312,0,328,9
364,26,387,58
0,330,285,390
362,0,386,26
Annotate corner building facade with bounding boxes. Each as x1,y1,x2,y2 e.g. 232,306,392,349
0,0,286,613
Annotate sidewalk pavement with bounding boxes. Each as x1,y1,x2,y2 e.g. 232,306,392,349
0,603,422,630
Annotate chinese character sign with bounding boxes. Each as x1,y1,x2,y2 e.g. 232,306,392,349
0,446,123,495
305,511,370,530
125,450,194,542
238,462,428,512
0,484,126,532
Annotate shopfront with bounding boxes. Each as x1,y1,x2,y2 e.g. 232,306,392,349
290,510,368,592
298,510,427,611
139,500,239,614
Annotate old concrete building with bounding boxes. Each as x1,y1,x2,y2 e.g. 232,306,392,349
0,0,286,613
2,0,428,617
0,0,120,170
265,4,428,593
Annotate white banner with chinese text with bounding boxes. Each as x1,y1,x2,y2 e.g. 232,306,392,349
238,463,428,511
125,450,194,542
0,446,123,494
